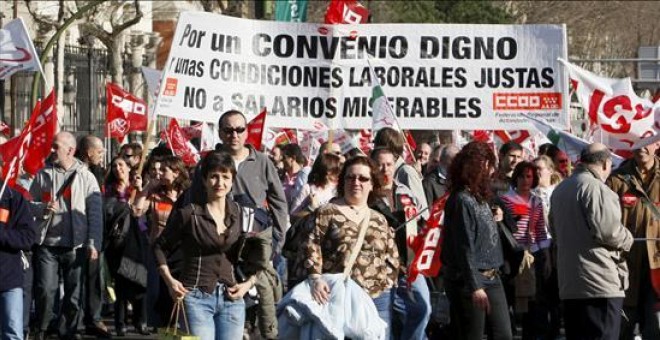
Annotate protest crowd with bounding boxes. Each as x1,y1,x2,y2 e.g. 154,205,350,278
3,2,660,340
1,106,659,340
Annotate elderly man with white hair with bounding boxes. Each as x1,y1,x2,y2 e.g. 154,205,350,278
29,132,103,340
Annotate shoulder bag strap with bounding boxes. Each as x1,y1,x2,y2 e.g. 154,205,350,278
621,174,660,221
343,209,371,279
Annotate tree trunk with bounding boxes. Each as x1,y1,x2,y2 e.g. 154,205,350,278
110,36,124,84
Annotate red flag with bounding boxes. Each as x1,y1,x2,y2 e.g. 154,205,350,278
494,130,531,144
23,90,57,175
161,119,200,167
324,0,369,24
181,122,203,140
472,130,493,143
407,194,449,283
1,89,57,185
106,83,147,142
246,108,267,150
0,120,10,135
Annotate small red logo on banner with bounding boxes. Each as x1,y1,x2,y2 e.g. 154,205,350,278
493,92,562,110
163,78,178,96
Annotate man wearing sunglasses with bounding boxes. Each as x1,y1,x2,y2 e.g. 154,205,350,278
215,110,288,339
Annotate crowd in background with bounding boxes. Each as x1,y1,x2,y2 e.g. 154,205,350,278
0,109,659,340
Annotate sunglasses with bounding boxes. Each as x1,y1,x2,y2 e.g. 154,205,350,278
345,174,371,183
222,126,246,135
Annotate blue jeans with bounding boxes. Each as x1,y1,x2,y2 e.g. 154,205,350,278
373,289,392,340
0,287,23,340
183,285,245,340
392,275,432,340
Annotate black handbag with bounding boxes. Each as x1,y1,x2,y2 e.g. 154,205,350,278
497,220,524,253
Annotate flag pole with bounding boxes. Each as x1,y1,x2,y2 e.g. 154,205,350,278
0,157,17,200
163,120,176,156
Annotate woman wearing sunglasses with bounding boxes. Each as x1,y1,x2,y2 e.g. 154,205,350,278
302,156,400,329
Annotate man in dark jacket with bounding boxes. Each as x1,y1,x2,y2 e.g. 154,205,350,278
0,177,37,340
77,135,110,337
423,144,458,206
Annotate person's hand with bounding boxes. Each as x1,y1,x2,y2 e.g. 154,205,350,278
492,206,503,222
167,278,189,299
472,288,490,314
311,277,330,304
45,200,59,215
88,246,99,261
132,175,143,191
226,281,252,300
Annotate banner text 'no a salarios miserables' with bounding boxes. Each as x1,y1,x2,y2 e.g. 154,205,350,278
154,12,568,130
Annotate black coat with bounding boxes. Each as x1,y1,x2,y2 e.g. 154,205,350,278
104,200,148,295
0,182,36,291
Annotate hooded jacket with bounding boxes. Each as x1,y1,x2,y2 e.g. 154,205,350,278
29,159,103,249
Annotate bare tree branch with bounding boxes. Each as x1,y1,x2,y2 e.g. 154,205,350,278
110,0,143,37
25,0,59,31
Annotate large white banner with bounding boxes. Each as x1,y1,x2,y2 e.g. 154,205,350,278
155,12,568,130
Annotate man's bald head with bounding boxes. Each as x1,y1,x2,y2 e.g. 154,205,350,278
580,143,610,165
79,135,105,166
53,132,77,168
580,142,612,181
56,131,77,149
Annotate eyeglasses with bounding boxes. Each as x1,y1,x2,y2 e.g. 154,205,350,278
345,174,371,183
222,126,246,135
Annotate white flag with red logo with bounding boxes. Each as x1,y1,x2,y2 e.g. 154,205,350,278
0,18,44,79
324,0,369,24
161,119,200,166
106,83,148,142
560,59,660,150
0,89,57,185
246,108,267,150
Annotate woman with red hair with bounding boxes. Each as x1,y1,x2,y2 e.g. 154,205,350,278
441,141,512,340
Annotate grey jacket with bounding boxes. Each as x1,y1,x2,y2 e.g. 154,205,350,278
394,158,429,220
549,166,633,300
29,159,103,249
230,145,289,253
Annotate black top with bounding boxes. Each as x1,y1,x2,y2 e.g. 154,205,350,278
154,200,242,293
441,189,503,292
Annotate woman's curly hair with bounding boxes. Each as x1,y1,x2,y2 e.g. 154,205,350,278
448,141,497,202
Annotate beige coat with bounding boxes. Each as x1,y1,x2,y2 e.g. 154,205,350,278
550,166,633,300
606,157,660,306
